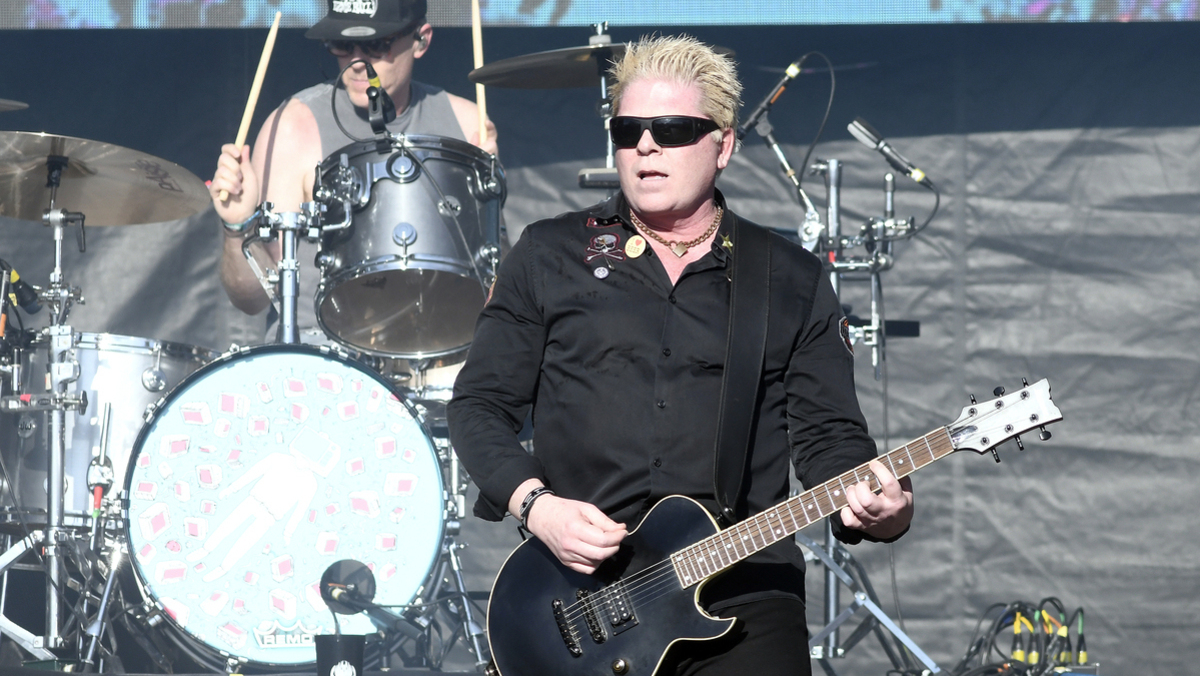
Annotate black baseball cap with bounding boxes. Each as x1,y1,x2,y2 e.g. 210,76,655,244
305,0,428,40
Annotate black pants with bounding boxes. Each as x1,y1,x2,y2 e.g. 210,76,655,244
659,598,812,676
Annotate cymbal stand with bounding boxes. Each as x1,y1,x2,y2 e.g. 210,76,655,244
29,156,90,653
578,23,620,191
803,159,933,676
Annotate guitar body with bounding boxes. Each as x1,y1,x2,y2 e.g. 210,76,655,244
488,495,735,676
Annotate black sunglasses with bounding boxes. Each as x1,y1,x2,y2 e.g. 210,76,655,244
324,29,413,58
609,116,721,148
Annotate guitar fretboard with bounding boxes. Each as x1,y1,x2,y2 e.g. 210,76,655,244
670,427,955,588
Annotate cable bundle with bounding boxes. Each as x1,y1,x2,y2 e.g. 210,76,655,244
945,598,1091,676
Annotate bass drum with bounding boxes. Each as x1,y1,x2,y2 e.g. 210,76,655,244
314,134,505,363
0,332,215,531
123,344,445,668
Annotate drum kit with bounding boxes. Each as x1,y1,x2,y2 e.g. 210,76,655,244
0,24,690,674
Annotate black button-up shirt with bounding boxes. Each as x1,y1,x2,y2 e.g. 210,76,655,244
448,192,879,609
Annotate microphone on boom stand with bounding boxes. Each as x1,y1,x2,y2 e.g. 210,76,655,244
320,559,424,640
738,58,804,141
847,117,934,188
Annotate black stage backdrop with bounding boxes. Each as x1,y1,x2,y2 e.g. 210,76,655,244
1,21,1199,674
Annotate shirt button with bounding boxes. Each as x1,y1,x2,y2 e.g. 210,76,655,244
662,348,671,357
656,400,666,409
653,458,662,468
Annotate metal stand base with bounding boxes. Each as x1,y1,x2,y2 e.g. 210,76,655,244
796,532,940,675
0,532,55,661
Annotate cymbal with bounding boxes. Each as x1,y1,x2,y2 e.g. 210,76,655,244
469,42,733,90
0,99,29,112
0,131,210,226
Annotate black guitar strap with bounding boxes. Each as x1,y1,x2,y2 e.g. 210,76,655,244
713,215,771,527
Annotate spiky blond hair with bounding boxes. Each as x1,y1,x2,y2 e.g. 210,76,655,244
609,34,742,140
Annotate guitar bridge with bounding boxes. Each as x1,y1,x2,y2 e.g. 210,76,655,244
552,598,583,656
577,589,608,643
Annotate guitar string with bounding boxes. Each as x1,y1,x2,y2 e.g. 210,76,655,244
556,401,1031,630
555,425,975,625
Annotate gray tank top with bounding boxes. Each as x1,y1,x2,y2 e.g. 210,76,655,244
265,80,467,343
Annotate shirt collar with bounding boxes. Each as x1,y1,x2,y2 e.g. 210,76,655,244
598,189,735,265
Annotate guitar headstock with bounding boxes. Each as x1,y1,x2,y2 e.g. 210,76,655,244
948,379,1062,457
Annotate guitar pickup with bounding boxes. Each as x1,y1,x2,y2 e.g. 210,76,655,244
576,589,608,644
552,598,583,656
602,581,638,635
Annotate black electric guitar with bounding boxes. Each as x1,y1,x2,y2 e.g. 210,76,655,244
486,380,1063,676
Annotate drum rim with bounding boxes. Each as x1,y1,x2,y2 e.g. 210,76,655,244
31,331,219,360
321,133,499,167
121,343,446,668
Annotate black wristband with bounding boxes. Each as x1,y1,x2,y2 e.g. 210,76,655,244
518,486,554,531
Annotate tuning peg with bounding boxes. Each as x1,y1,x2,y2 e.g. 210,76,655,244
990,448,1001,463
993,386,1005,397
1021,377,1030,387
969,394,977,405
1014,435,1024,451
1039,426,1052,441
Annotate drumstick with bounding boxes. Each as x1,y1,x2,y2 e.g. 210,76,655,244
218,11,282,201
470,0,488,147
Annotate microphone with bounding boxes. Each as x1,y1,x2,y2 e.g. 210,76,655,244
319,559,424,640
738,58,804,140
362,62,396,129
0,262,42,314
847,117,933,188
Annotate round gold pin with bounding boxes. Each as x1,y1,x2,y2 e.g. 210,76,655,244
625,235,647,259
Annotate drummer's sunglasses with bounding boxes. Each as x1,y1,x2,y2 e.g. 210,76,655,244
324,28,416,58
610,116,722,148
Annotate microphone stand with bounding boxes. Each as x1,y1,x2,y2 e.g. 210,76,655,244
803,158,933,676
744,113,824,251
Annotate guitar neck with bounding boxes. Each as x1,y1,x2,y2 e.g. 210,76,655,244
670,427,955,589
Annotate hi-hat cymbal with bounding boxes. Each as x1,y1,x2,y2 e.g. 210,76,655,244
469,42,735,90
0,131,210,226
0,99,29,112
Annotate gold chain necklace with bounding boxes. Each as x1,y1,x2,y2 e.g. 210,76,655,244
629,205,724,258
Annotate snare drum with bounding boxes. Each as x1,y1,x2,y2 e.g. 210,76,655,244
0,333,215,531
314,135,505,362
122,344,446,667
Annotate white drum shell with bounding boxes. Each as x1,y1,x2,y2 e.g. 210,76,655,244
0,333,215,530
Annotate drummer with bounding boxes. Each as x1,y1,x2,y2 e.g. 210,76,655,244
209,0,498,326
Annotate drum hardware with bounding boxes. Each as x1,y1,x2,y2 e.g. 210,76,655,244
239,202,327,345
79,545,123,671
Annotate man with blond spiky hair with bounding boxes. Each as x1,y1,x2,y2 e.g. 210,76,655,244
450,35,913,675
